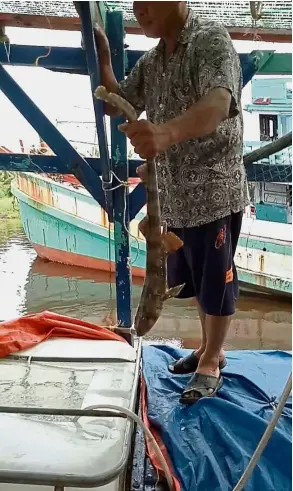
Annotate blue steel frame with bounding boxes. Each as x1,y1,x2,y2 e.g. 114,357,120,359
0,64,107,211
0,153,290,184
0,3,291,340
107,10,132,332
0,45,291,78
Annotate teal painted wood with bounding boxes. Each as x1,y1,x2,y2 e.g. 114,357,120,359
13,186,146,270
255,203,289,224
14,175,291,256
245,103,292,113
13,181,291,258
237,268,292,295
238,234,291,256
12,180,291,296
251,77,292,105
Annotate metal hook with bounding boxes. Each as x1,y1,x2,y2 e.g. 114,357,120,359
250,1,263,21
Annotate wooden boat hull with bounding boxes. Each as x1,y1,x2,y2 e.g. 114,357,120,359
12,173,292,296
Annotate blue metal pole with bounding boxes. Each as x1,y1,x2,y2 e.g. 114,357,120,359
0,45,281,82
0,154,290,184
0,153,140,178
129,182,146,221
107,10,132,337
0,64,107,210
75,2,111,198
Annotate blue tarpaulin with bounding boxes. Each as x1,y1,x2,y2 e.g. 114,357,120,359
142,346,292,491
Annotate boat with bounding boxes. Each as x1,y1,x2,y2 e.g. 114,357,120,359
244,76,292,225
12,169,292,296
10,71,292,297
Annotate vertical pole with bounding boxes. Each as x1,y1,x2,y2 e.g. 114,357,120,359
76,1,112,215
107,10,132,342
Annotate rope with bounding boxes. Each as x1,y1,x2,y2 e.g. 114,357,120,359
34,46,52,67
233,372,292,490
100,168,140,328
3,41,10,64
101,170,140,266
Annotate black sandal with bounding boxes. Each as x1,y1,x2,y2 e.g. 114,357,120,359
168,351,227,375
179,373,223,405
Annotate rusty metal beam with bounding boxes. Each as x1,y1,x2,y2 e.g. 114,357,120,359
0,13,81,31
0,13,291,42
125,24,292,43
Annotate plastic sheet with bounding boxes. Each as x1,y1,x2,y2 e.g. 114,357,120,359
142,346,292,491
0,311,125,357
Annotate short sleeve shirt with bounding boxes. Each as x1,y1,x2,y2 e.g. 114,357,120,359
118,10,249,227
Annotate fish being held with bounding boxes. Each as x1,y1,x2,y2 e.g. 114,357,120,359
95,86,185,336
133,163,185,336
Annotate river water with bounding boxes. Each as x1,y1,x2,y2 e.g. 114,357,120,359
0,219,291,351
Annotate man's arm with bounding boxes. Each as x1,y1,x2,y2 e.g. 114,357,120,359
95,25,146,118
164,87,231,145
94,25,120,117
120,24,241,158
119,88,232,158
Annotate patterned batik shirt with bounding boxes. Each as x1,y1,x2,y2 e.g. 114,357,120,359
118,9,250,228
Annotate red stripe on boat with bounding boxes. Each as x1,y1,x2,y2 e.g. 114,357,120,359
33,242,145,278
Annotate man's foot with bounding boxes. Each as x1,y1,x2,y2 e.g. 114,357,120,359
180,372,223,405
169,349,226,375
179,355,223,404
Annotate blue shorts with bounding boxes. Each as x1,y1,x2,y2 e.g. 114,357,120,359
167,211,243,316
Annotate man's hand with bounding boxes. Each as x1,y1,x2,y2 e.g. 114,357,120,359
118,120,173,159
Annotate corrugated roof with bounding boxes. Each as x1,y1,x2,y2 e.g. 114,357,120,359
107,1,292,30
0,1,78,18
0,1,291,30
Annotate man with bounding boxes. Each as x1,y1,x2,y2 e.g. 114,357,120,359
95,1,249,404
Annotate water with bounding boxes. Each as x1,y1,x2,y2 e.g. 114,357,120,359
0,220,291,351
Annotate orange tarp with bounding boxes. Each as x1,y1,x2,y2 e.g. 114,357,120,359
141,378,181,491
0,311,126,358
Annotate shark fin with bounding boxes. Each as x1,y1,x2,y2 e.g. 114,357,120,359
163,283,185,301
162,231,184,253
138,216,149,239
136,163,148,183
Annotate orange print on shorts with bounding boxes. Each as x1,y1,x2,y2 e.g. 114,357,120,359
215,225,226,249
226,268,233,283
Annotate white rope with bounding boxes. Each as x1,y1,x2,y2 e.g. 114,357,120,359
4,41,11,64
233,372,292,490
73,404,175,491
102,169,141,265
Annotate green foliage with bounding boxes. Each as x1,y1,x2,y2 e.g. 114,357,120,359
0,171,14,198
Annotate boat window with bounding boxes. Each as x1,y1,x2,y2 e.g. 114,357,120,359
259,114,278,141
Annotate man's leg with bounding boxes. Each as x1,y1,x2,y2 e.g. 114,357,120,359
194,297,226,367
166,228,207,374
168,227,226,374
180,211,243,403
196,314,231,379
193,298,206,355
